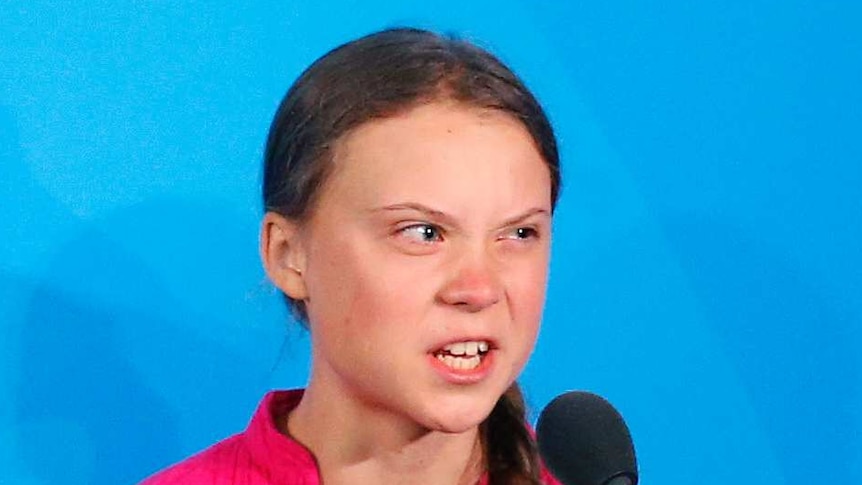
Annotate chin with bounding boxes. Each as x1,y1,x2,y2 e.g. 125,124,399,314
418,394,499,434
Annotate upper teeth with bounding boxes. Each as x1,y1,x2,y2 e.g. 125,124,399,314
442,341,489,356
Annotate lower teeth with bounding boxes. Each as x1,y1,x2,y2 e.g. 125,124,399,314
436,353,482,370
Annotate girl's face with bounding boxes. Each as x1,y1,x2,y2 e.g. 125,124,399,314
289,102,551,433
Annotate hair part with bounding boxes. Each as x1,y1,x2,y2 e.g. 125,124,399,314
262,27,559,484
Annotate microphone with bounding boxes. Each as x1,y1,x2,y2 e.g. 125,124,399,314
536,391,638,485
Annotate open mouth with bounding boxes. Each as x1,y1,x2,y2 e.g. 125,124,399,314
433,340,491,371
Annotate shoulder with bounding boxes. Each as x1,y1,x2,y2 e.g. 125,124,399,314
138,390,315,485
138,434,259,484
540,466,563,485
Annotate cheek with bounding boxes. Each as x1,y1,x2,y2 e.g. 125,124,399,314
303,234,366,335
304,236,433,342
507,258,550,344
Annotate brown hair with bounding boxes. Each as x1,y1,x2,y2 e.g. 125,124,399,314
263,27,559,484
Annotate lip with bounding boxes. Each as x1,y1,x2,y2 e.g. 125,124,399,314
427,349,495,385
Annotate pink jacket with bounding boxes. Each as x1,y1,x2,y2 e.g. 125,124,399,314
140,390,561,485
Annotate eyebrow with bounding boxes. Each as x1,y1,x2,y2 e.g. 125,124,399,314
373,203,456,226
498,207,551,228
373,203,550,229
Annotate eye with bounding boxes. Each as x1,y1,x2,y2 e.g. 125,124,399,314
515,227,538,240
501,226,540,241
399,223,444,243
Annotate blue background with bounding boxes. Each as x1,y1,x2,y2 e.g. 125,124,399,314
1,1,860,483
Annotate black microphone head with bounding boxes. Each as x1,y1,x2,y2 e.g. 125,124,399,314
536,391,638,485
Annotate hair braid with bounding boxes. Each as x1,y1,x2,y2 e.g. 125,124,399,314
481,382,543,484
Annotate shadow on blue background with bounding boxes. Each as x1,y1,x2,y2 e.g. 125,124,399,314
663,214,859,485
12,203,281,484
2,104,182,483
1,106,276,481
18,279,180,484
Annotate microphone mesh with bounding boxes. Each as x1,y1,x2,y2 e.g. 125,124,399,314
536,391,638,485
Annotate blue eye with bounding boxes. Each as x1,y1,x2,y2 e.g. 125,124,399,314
401,224,442,243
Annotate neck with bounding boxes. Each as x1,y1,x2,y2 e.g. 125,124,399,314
284,372,483,485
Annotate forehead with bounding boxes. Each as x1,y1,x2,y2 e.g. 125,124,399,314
306,101,552,224
331,102,544,180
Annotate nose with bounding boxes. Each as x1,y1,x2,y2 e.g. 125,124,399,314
436,249,503,313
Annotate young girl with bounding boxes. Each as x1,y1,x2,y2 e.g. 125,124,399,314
142,27,562,485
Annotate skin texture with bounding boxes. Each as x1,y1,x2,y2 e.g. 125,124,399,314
261,101,552,484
